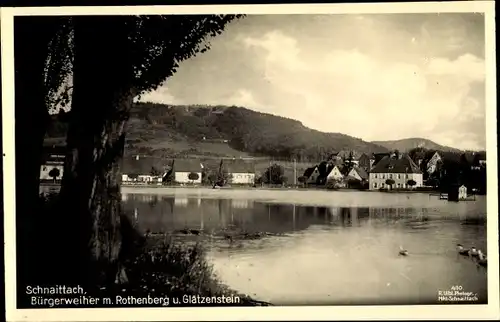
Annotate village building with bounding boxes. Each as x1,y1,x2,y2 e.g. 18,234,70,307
326,165,347,182
357,153,372,171
121,155,170,184
371,152,391,169
425,151,485,175
368,155,423,190
224,159,256,185
303,166,320,184
425,151,444,175
346,166,369,183
458,185,468,200
40,145,66,182
326,165,345,182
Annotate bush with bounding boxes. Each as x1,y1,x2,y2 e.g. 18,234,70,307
188,172,200,181
117,240,264,306
326,178,343,190
407,179,417,188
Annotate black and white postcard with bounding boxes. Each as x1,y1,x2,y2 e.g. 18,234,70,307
2,1,498,321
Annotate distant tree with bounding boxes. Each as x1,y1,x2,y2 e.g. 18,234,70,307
49,167,61,182
188,172,200,183
206,171,216,183
263,164,285,185
150,166,161,176
297,176,307,185
385,178,395,190
210,169,231,187
346,151,354,169
394,149,400,159
317,161,332,185
407,179,417,189
162,171,173,184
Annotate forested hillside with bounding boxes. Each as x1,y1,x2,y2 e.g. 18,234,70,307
46,102,389,161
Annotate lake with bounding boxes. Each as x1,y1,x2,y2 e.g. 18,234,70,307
120,187,488,306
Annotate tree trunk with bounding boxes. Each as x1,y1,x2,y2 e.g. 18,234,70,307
57,17,135,289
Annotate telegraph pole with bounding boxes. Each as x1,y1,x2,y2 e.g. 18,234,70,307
293,158,297,186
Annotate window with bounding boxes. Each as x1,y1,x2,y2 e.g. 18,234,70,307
406,174,409,179
374,174,377,178
397,174,401,179
389,174,393,179
382,174,385,179
397,183,401,188
381,183,385,188
373,183,378,188
42,166,47,171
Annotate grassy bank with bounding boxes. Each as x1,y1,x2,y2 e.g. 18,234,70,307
18,192,270,308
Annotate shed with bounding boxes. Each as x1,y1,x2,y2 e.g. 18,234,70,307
458,185,467,200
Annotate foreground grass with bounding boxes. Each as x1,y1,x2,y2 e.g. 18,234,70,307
108,235,269,307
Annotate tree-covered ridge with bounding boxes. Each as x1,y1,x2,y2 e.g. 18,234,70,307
46,102,389,162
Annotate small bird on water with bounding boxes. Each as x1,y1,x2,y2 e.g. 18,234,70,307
469,247,479,258
399,246,409,256
456,244,470,256
477,250,487,267
224,234,234,243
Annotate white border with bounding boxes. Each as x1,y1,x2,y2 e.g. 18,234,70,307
2,1,498,321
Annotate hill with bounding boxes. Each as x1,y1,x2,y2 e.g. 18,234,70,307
45,102,390,161
371,138,461,153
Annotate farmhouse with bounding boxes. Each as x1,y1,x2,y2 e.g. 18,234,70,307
171,159,203,184
458,185,468,200
346,166,369,183
357,153,372,171
225,159,256,185
303,166,320,184
121,155,169,184
40,145,66,182
325,165,344,182
368,155,423,190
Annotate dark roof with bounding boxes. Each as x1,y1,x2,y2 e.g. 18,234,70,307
357,153,370,162
224,159,255,173
373,153,391,164
351,166,368,180
201,159,223,170
370,155,422,174
340,165,350,176
303,166,317,178
121,155,171,175
173,159,202,172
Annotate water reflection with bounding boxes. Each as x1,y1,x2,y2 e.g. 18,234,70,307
121,191,487,305
122,194,487,243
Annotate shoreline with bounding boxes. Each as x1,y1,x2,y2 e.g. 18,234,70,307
40,182,446,194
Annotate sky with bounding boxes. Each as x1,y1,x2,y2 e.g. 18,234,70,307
138,13,487,151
